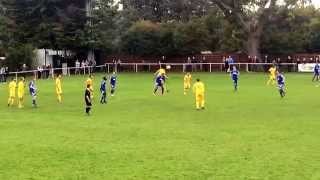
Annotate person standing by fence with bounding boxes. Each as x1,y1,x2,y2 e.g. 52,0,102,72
75,60,80,75
0,67,4,82
223,57,228,73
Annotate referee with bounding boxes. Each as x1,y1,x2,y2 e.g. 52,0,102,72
85,84,92,115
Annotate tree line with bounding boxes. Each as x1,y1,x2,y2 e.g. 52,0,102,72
0,0,320,69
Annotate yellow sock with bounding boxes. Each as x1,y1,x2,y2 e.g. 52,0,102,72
201,101,205,108
57,95,62,103
196,101,200,109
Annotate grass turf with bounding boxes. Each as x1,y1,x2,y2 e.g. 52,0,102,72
0,73,320,180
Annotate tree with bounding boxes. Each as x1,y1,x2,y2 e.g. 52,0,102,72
3,0,87,50
121,0,217,22
212,0,311,61
87,0,118,53
121,20,162,56
260,5,320,55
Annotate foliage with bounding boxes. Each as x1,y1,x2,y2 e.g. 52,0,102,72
0,0,320,62
6,43,35,70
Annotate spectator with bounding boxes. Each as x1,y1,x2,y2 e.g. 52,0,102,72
117,59,122,72
192,56,196,72
0,67,4,82
287,56,292,72
81,60,86,75
75,60,80,75
91,59,97,73
86,60,91,74
48,64,53,79
276,58,281,70
228,56,234,64
21,64,27,78
187,57,192,72
263,55,269,72
223,56,228,73
4,66,8,82
42,65,46,79
200,56,205,71
112,59,117,72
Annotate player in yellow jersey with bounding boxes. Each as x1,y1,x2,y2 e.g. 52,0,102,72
154,67,166,77
7,78,17,107
267,65,277,85
184,72,192,95
17,77,25,108
154,67,169,92
193,78,205,110
55,74,63,103
86,75,94,98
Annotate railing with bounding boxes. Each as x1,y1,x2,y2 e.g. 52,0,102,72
1,63,298,80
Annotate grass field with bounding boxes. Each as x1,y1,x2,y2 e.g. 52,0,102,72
0,72,320,180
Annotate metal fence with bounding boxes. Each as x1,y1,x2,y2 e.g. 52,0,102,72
0,63,298,81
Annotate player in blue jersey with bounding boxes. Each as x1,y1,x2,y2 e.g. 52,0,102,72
230,66,239,91
29,78,37,107
100,76,107,104
153,73,165,95
312,61,320,82
277,70,286,98
110,72,117,96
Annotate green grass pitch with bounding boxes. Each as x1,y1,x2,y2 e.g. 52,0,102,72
0,73,320,180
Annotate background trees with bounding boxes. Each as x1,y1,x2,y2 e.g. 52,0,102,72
0,0,320,69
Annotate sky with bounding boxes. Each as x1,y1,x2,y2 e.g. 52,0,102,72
312,0,320,7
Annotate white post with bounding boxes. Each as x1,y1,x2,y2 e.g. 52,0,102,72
135,64,138,73
210,64,212,73
183,64,185,73
246,64,249,72
107,64,110,73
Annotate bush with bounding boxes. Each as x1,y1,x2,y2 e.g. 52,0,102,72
6,44,35,71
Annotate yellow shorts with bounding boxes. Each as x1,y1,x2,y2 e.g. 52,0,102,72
184,83,191,89
18,92,24,98
9,92,15,98
196,94,204,102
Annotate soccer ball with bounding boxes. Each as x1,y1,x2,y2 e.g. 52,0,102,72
166,65,171,70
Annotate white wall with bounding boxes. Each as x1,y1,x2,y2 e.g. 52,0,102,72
34,49,53,67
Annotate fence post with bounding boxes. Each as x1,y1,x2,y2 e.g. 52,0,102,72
210,64,212,73
246,64,249,72
183,64,185,73
135,64,138,73
15,72,18,80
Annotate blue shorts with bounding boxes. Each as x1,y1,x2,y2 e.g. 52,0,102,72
278,84,285,90
232,78,238,83
155,83,163,88
314,72,319,76
111,84,116,89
